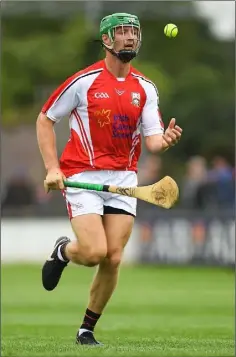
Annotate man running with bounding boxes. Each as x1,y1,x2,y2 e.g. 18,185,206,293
36,12,183,345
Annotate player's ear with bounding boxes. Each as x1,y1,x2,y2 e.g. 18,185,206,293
102,34,111,46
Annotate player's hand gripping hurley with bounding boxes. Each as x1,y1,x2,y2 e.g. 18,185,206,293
44,176,179,209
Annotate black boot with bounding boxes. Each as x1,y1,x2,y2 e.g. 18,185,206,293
42,236,70,291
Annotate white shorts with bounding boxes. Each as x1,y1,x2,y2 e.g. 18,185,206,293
63,170,138,218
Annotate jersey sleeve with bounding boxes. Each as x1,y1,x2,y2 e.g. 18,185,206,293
141,82,164,137
41,75,80,123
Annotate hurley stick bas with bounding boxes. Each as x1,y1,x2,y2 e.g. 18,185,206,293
44,176,179,209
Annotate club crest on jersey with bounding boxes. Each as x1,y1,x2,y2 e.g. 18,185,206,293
94,109,111,127
131,92,140,107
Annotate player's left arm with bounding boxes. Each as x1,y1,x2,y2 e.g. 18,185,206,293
141,84,183,153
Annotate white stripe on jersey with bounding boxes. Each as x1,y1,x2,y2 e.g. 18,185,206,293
67,70,102,168
73,110,95,168
73,71,103,168
131,72,159,97
127,116,141,169
53,69,103,108
70,112,87,154
132,73,163,137
132,116,141,139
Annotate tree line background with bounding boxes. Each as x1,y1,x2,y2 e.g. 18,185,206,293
2,1,235,181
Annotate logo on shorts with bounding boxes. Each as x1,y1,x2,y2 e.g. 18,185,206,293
76,203,84,209
131,92,140,107
94,109,111,127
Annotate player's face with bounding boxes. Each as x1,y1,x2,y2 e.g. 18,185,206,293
113,25,140,52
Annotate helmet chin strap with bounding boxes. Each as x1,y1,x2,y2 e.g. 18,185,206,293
114,49,137,63
103,44,137,63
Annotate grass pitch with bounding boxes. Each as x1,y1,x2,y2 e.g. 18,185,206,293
1,264,234,356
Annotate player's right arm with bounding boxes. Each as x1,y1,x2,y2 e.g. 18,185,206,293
36,75,80,190
36,113,65,189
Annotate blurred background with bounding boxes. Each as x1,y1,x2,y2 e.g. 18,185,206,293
1,2,235,356
1,0,235,265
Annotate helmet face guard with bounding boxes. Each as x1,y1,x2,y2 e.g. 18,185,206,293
100,13,142,63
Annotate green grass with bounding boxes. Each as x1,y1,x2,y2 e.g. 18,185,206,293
1,264,234,356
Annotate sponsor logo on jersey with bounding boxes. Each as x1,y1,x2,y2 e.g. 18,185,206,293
115,89,125,96
131,92,140,107
94,92,109,99
94,109,111,127
112,114,136,138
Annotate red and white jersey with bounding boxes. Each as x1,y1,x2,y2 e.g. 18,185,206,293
42,60,164,177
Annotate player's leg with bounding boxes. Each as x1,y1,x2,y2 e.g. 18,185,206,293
65,214,107,266
77,171,137,344
89,210,134,312
42,190,107,291
77,210,134,345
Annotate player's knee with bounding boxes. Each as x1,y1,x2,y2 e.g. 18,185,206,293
85,247,107,267
107,250,123,269
67,241,81,263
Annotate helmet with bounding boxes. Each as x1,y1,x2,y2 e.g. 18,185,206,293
100,13,142,63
